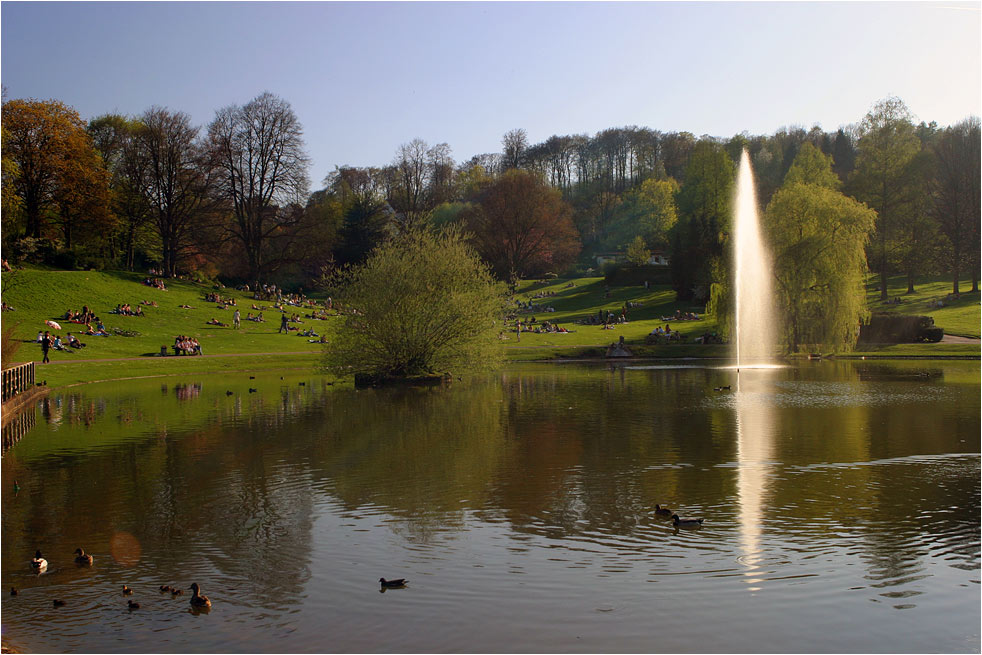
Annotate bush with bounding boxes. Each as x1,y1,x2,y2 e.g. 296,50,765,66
858,314,942,344
324,228,505,379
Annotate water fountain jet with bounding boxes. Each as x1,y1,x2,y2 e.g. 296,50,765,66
733,150,775,369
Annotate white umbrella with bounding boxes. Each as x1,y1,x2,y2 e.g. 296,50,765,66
45,320,61,330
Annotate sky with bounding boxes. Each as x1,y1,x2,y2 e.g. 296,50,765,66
2,1,980,186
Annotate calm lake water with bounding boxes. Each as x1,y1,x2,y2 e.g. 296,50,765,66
2,361,979,653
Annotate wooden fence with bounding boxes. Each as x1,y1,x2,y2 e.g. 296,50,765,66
2,361,35,402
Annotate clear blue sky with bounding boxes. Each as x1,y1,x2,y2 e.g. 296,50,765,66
2,1,979,186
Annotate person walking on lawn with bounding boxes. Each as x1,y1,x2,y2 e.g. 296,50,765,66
233,309,241,330
279,312,289,334
41,330,51,363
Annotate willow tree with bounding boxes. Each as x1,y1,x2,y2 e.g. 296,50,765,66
324,228,504,379
764,146,877,352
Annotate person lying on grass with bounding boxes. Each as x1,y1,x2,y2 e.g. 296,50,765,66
206,318,228,327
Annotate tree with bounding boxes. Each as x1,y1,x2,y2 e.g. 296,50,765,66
324,227,504,379
502,128,528,170
463,169,581,280
850,97,922,300
2,98,110,246
765,156,877,352
89,113,153,267
134,107,212,277
635,177,679,249
783,142,841,189
670,141,734,301
930,117,981,294
625,235,650,266
207,92,310,284
387,139,436,231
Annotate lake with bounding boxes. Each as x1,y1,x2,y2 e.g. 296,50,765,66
1,360,979,653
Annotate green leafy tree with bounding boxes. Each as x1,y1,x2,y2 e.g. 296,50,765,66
783,142,841,189
929,117,981,294
765,156,877,352
670,141,734,301
625,235,650,266
850,97,922,300
324,228,504,379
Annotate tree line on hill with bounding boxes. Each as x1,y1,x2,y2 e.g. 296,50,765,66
2,90,979,316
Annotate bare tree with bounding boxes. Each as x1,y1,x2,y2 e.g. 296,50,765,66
207,91,310,284
389,138,432,231
502,128,528,170
134,107,211,277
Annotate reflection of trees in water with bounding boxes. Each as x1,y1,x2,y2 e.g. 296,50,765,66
308,383,507,541
488,366,728,539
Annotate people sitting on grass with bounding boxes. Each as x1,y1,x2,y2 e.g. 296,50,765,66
206,318,228,327
141,299,158,307
66,333,85,349
53,335,66,350
111,303,144,316
64,306,97,324
144,277,167,290
299,328,318,337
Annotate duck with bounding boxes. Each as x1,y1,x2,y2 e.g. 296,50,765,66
226,390,234,396
10,587,18,596
249,376,256,380
713,385,731,392
122,585,133,596
73,547,94,566
654,504,672,517
379,577,407,588
188,583,211,608
672,514,705,527
248,388,257,393
127,600,141,610
159,585,172,592
31,550,47,572
171,588,184,596
299,382,305,386
53,599,66,607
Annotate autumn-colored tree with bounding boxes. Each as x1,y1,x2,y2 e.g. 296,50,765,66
464,169,580,280
2,98,111,246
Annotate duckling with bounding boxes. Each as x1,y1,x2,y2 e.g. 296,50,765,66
713,385,731,392
10,587,18,596
188,583,211,608
299,382,305,386
226,390,234,396
249,376,256,380
73,547,94,566
171,588,184,596
654,504,672,517
127,600,141,610
248,388,257,393
122,585,133,596
671,514,704,527
379,577,407,588
159,585,172,592
53,599,66,607
31,550,47,572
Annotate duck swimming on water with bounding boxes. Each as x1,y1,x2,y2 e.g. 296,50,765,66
31,550,47,572
379,577,407,588
74,548,94,566
672,514,704,527
188,583,211,608
654,504,672,517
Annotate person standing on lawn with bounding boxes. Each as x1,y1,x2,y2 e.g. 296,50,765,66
41,331,51,363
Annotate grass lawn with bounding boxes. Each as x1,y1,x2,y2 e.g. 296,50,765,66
2,268,976,389
866,274,981,338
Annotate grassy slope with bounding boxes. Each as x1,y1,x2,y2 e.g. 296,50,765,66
1,268,977,388
865,274,981,338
